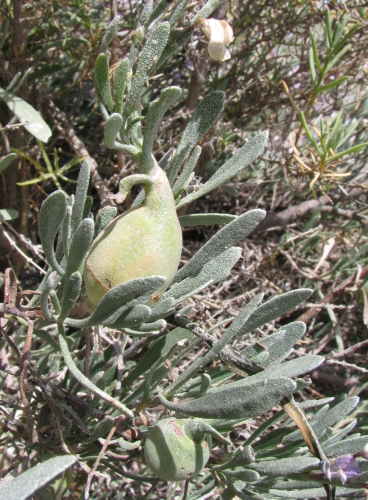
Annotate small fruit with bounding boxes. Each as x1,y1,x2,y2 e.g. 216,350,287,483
144,418,231,481
84,162,182,308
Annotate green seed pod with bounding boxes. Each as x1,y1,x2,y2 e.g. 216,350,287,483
84,162,182,308
144,418,231,481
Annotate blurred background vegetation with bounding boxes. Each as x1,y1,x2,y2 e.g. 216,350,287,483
1,0,368,497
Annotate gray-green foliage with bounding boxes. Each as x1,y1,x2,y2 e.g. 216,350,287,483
3,5,368,500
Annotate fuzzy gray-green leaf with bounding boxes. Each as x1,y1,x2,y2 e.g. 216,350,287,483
59,272,82,322
172,145,201,197
142,86,182,173
107,304,151,328
213,446,255,471
118,437,142,451
324,436,368,457
158,377,296,419
38,190,67,275
166,247,242,300
99,16,121,54
242,322,306,367
104,113,124,148
123,23,170,119
179,213,237,227
167,91,225,184
173,210,265,283
207,355,324,396
71,159,90,234
64,276,166,328
0,455,77,500
249,455,320,476
95,53,115,112
283,396,359,444
64,218,94,281
94,206,117,239
113,58,129,114
236,289,313,340
176,132,268,208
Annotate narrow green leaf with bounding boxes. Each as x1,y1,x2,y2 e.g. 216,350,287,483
325,8,332,47
173,210,265,283
100,16,121,54
179,213,237,227
113,58,129,114
38,190,67,275
326,142,368,163
0,153,16,173
310,32,322,73
300,112,322,157
316,76,349,94
0,455,77,500
335,119,358,150
141,86,182,173
0,87,52,142
328,110,343,150
172,145,202,197
95,53,114,112
176,132,268,209
167,91,225,184
308,47,316,86
326,44,351,73
158,377,297,419
123,22,170,119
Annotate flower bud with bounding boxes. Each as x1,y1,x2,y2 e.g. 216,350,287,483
199,18,234,62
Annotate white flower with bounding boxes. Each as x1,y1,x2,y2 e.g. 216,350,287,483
199,18,234,62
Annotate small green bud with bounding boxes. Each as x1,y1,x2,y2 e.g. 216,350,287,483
133,24,145,45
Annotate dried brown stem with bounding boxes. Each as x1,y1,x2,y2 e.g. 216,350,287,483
18,320,36,443
84,416,123,499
